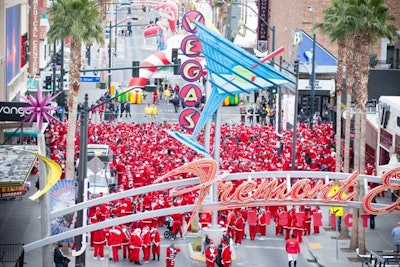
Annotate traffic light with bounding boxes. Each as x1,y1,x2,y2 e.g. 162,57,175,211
171,48,178,63
293,60,299,74
171,48,180,75
43,76,52,90
55,52,62,65
132,61,140,77
86,45,91,65
270,87,278,94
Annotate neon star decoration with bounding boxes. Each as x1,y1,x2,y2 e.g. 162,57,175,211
20,86,61,131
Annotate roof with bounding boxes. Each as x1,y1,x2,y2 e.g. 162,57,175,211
0,145,37,187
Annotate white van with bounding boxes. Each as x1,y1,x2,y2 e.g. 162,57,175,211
87,144,116,197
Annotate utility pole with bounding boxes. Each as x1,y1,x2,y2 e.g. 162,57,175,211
309,6,316,130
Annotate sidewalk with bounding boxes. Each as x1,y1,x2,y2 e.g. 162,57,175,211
304,194,399,267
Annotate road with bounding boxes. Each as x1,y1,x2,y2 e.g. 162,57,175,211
0,182,315,266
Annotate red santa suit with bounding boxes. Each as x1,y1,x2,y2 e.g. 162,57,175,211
150,227,161,261
141,227,151,262
92,227,106,259
108,226,122,262
129,228,143,264
226,210,236,240
205,241,218,267
221,242,232,267
165,244,181,267
247,209,258,240
199,212,212,228
258,209,269,236
234,213,245,244
119,226,130,260
171,213,183,238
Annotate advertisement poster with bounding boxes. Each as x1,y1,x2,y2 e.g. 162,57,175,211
50,180,75,242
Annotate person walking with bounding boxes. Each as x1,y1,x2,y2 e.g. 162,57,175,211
165,243,181,267
53,242,69,267
391,221,400,251
285,234,301,267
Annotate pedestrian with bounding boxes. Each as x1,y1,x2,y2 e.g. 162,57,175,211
205,240,218,267
150,226,161,261
221,241,232,267
108,225,122,262
91,226,106,260
150,104,158,123
391,221,400,251
171,93,180,113
285,234,301,267
239,101,246,124
129,228,143,265
53,242,70,267
144,104,152,123
125,101,132,117
165,243,181,267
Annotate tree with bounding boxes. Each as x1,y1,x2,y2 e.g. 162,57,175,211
318,0,398,254
344,0,397,253
47,0,104,180
316,0,348,173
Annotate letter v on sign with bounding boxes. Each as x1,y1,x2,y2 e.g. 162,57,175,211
182,10,205,34
153,159,227,234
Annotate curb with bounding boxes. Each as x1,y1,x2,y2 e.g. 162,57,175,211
308,248,326,267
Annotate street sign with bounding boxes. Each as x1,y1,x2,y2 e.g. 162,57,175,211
80,76,100,82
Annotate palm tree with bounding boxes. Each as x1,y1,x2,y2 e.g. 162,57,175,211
343,0,397,253
47,0,104,180
316,0,347,173
318,0,397,254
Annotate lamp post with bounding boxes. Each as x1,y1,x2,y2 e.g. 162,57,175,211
291,60,300,170
308,6,316,130
75,86,140,266
108,17,134,91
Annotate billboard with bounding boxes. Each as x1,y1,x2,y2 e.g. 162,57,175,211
6,5,21,84
0,102,30,122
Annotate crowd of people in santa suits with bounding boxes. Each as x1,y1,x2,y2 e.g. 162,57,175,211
44,119,378,265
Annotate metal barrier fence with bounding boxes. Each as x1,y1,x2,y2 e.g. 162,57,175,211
0,244,24,266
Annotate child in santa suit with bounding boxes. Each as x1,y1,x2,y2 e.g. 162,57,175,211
205,240,218,267
165,243,181,267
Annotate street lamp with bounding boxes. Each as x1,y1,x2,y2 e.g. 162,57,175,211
308,6,316,130
75,86,140,266
108,17,135,92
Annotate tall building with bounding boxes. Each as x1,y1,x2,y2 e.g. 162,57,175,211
0,0,52,102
